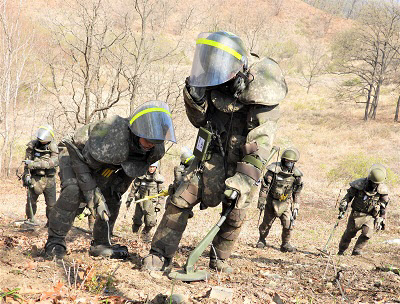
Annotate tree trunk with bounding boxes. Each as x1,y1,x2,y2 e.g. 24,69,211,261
364,85,373,121
395,95,400,122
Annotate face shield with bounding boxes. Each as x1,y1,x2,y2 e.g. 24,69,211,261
129,101,176,143
180,146,194,165
36,125,54,143
189,31,248,87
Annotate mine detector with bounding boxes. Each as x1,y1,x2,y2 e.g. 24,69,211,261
168,145,279,282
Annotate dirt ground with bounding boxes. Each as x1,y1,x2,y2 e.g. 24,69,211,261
0,177,399,304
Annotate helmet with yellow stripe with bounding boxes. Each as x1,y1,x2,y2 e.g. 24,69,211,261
129,101,176,144
180,146,194,166
36,125,55,144
189,31,248,87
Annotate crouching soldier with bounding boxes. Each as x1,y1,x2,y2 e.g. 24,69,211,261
256,148,303,252
126,161,164,242
338,164,389,256
44,101,175,259
23,125,59,225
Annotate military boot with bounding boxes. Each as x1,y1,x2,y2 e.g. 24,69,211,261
89,241,129,259
142,252,171,271
141,226,153,243
209,258,233,274
132,224,141,234
45,243,66,259
281,243,296,252
256,237,267,249
352,235,369,256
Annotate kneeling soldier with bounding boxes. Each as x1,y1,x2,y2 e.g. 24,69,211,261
256,147,303,252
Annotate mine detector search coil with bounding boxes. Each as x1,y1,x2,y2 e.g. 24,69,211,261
168,146,279,282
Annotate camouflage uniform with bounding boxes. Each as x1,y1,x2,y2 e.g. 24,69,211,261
338,177,389,255
129,170,164,235
257,162,303,251
23,139,59,221
45,114,166,257
146,55,286,272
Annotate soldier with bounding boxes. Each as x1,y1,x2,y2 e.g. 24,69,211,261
143,31,287,273
126,161,165,242
337,164,389,256
256,148,303,252
22,125,59,225
44,101,176,259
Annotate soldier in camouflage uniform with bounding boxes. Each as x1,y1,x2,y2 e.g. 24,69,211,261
44,101,176,259
23,125,59,224
337,164,389,256
256,148,303,252
143,31,287,273
167,147,195,197
126,161,165,241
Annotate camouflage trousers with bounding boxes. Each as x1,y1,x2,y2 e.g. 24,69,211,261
339,210,375,253
26,175,56,220
150,153,254,261
46,153,122,251
259,197,292,245
133,200,158,228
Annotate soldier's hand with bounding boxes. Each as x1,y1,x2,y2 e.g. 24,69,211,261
292,208,298,220
23,174,32,187
94,188,110,221
134,192,141,200
224,189,239,201
23,160,33,165
126,197,133,208
338,200,347,213
257,197,266,211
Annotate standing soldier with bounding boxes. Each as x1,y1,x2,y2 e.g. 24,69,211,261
143,31,287,273
256,148,303,252
126,161,165,242
23,125,59,225
44,101,175,259
337,164,389,256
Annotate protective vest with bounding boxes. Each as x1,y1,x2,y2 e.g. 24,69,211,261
28,140,58,176
266,162,302,202
137,172,164,197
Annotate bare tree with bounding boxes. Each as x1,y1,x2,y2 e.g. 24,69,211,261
0,0,37,175
43,0,129,130
332,1,400,120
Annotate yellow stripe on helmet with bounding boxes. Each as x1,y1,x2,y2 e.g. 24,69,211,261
130,107,171,125
196,38,242,61
39,125,55,138
185,155,195,164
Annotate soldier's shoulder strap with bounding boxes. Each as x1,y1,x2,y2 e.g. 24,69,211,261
349,178,366,190
377,183,389,195
293,167,303,177
266,162,281,174
154,172,165,183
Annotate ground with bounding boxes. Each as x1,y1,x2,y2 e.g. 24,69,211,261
0,176,399,303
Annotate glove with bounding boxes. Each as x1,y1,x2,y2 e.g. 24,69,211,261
126,197,134,208
292,208,299,220
224,189,239,201
134,192,141,200
338,200,348,213
257,197,266,211
185,78,206,104
89,187,110,221
23,174,32,187
23,160,33,165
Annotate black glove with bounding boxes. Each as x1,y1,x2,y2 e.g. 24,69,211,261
257,197,266,211
126,197,134,208
23,174,32,187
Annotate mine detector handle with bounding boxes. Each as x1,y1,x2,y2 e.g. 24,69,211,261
184,146,279,274
133,189,169,204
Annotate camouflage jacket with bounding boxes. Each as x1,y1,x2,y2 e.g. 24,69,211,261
25,139,59,176
128,171,164,199
260,162,303,209
343,178,389,217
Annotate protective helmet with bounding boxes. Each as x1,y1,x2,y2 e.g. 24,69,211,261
281,147,300,162
129,101,176,143
368,164,387,184
36,125,55,143
189,31,248,87
180,146,194,165
150,161,159,168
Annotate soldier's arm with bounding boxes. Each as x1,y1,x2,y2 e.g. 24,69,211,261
28,142,59,170
260,173,273,197
292,175,303,210
183,84,208,128
225,104,279,208
127,178,141,200
379,194,389,217
24,141,35,174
